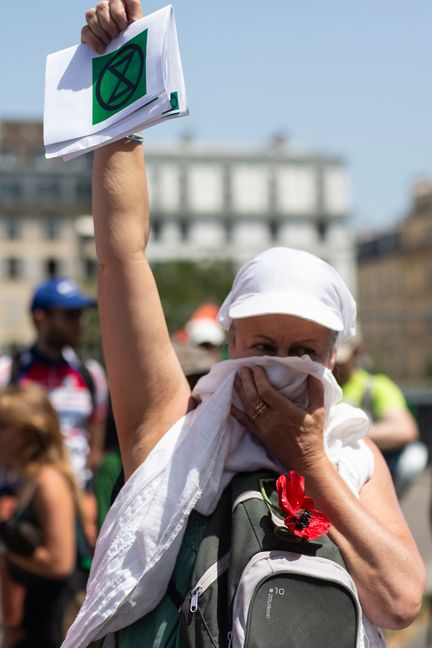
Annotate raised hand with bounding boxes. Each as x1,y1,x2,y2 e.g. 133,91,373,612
81,0,144,54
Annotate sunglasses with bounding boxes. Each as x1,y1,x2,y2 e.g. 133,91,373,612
47,309,84,321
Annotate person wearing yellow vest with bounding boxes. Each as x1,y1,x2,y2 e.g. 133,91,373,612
334,338,427,496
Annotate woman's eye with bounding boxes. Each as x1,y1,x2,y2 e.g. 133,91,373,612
254,344,275,354
292,347,316,358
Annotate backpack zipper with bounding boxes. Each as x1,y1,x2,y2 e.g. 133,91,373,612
189,551,231,612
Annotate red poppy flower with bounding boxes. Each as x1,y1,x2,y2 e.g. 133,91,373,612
276,471,330,540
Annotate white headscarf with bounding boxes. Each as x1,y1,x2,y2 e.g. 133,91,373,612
218,247,356,344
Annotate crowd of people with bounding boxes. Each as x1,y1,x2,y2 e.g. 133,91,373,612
0,1,428,646
0,278,107,647
0,275,225,646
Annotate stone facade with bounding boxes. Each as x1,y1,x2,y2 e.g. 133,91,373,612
357,181,432,384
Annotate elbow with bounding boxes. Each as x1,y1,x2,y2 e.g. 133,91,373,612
371,575,426,630
402,413,419,444
360,558,426,630
383,594,423,630
51,563,74,580
48,553,76,580
402,416,419,444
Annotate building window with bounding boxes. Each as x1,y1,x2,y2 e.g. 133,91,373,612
6,258,22,280
44,217,60,240
76,181,92,202
179,221,190,241
37,180,60,199
0,145,15,158
45,258,60,277
5,218,21,240
151,221,162,241
1,182,21,201
316,219,328,241
269,220,279,241
225,221,233,243
84,258,97,281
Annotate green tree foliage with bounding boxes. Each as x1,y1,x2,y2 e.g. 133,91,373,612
79,259,236,361
81,305,104,364
153,259,236,333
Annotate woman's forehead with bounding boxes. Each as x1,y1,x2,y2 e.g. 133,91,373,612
234,313,333,340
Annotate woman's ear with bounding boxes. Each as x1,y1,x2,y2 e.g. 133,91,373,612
227,324,236,355
328,348,337,371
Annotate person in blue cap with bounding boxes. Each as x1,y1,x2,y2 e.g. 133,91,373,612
0,277,108,489
0,277,108,643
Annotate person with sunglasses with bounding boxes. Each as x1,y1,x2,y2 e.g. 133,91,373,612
0,277,108,492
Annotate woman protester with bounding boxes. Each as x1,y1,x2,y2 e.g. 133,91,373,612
0,384,90,648
62,2,426,646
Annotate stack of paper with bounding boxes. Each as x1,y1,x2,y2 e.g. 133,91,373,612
44,5,187,160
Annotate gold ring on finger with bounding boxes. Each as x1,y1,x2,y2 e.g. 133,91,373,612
250,400,269,421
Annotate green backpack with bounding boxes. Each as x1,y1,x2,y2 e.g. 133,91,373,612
111,471,385,648
179,471,385,648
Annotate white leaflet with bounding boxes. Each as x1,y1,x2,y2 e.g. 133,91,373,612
43,5,187,160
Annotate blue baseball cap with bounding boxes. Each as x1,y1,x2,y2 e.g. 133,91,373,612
30,278,96,311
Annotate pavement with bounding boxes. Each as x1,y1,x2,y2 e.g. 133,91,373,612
386,467,432,648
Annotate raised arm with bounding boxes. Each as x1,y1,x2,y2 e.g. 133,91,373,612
84,2,191,478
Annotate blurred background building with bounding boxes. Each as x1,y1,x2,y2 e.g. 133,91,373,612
0,120,354,351
357,180,432,385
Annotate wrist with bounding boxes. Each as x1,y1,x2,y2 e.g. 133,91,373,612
300,452,332,480
124,133,144,144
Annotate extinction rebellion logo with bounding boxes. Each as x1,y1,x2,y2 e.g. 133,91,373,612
92,29,148,125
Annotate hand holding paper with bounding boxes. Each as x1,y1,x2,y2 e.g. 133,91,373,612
44,3,188,160
81,0,143,53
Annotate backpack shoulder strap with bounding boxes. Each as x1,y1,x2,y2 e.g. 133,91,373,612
228,471,347,595
62,347,97,410
77,359,97,411
8,348,27,385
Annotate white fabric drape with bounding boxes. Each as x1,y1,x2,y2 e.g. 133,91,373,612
62,355,372,648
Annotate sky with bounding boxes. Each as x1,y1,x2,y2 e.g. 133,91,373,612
2,1,432,231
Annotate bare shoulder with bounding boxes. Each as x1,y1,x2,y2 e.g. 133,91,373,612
360,438,416,539
34,466,72,502
361,437,397,494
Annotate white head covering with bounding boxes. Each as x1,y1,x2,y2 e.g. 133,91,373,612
218,247,356,344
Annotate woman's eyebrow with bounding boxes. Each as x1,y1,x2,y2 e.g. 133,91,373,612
252,334,276,342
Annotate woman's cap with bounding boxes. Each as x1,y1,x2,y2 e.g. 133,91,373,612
218,247,356,344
